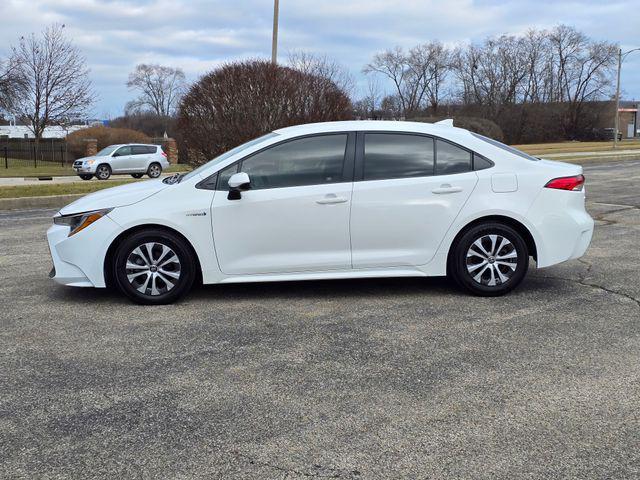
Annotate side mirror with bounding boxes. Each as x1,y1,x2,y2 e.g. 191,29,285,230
227,172,251,200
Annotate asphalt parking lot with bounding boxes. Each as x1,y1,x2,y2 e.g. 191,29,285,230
1,160,639,479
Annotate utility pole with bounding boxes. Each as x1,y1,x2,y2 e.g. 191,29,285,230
271,0,279,64
614,49,622,149
614,47,640,149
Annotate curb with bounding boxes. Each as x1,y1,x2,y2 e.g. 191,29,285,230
0,194,84,211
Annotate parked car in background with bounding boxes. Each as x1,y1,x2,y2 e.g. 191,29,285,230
73,144,170,180
49,120,594,304
593,128,623,141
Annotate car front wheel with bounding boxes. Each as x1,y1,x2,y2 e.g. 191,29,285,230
96,164,111,180
113,229,197,305
147,162,162,178
79,174,93,180
449,222,529,296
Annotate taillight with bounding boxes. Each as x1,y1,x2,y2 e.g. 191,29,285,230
544,174,585,191
161,151,167,158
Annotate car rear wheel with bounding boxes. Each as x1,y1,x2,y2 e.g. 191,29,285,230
449,222,528,296
131,173,144,178
96,164,111,180
147,162,162,178
113,229,196,305
79,174,93,180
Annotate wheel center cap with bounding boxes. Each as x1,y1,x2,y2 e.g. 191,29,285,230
150,265,158,272
488,256,496,264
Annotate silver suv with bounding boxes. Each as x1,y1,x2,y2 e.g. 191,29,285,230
73,144,171,180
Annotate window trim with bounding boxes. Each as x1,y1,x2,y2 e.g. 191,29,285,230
355,130,494,182
198,132,356,191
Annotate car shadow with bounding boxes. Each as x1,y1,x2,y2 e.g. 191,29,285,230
189,276,458,301
49,269,569,305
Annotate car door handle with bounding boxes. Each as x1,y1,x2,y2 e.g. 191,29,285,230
316,194,348,205
432,184,463,194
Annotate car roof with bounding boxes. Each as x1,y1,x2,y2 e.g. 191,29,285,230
273,120,469,136
108,143,158,147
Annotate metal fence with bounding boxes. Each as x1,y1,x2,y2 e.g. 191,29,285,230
1,138,71,169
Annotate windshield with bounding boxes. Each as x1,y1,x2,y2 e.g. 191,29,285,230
96,145,119,157
471,132,540,162
180,133,279,182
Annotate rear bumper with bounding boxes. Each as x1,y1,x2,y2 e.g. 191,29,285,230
527,188,594,268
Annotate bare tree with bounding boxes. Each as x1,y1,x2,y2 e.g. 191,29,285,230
10,24,93,141
287,51,355,96
126,64,186,116
364,46,417,115
408,41,451,114
0,55,23,112
364,42,452,116
353,77,383,119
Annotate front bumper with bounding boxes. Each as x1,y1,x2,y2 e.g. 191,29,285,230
47,214,123,288
74,165,97,174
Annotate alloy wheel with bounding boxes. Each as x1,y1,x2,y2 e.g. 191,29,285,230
97,165,110,179
466,234,518,286
148,164,161,178
125,242,181,296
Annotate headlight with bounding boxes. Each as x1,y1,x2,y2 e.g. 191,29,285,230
83,160,95,166
53,208,113,237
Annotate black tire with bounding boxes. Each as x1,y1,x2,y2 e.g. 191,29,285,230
147,162,162,178
449,222,529,296
131,173,144,179
113,229,196,305
96,164,111,180
79,174,93,180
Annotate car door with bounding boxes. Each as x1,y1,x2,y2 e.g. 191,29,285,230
350,132,478,268
111,146,132,172
131,145,151,171
211,133,355,275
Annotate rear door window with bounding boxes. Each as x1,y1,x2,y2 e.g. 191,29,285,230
363,133,434,181
131,146,148,155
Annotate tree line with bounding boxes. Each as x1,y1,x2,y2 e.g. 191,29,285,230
0,22,620,162
360,25,618,142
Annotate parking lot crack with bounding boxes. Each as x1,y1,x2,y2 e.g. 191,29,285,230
535,273,640,310
229,449,360,478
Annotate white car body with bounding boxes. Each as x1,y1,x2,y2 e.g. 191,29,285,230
47,121,594,297
73,144,170,176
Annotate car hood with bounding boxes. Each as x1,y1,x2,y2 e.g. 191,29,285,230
76,155,100,163
59,179,168,216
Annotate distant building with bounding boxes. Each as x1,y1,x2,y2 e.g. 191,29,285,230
618,102,638,138
0,124,90,139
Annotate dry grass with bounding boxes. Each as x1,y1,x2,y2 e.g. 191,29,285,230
0,179,139,199
514,140,640,155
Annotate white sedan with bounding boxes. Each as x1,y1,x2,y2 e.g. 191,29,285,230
47,120,594,304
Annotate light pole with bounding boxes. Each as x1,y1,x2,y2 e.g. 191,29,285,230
613,47,640,149
271,0,279,64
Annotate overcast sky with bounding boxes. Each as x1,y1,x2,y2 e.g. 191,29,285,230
1,0,639,118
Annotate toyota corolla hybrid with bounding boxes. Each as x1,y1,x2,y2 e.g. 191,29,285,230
47,120,594,304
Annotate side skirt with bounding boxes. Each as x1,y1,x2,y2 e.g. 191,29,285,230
215,267,430,285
